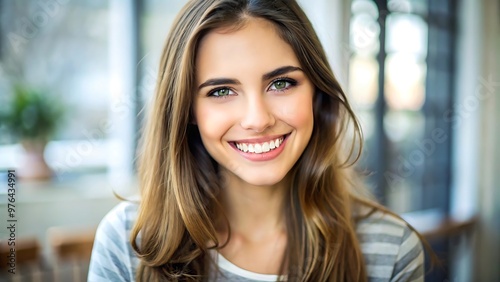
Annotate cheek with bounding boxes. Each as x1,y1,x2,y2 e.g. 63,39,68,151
194,102,232,142
276,94,314,129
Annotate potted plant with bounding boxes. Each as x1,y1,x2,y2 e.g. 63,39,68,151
0,85,63,180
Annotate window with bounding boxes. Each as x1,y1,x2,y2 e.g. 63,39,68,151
0,0,111,176
349,0,456,213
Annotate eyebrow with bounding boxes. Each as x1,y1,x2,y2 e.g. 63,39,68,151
197,65,303,90
262,65,303,81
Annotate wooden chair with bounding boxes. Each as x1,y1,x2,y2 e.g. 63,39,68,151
47,226,97,282
0,237,43,282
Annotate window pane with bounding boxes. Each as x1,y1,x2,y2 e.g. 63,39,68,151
349,55,379,108
388,0,428,15
385,53,427,110
384,110,426,212
383,12,428,212
352,0,379,18
386,14,428,56
0,0,110,142
384,110,425,143
350,0,380,55
140,0,185,102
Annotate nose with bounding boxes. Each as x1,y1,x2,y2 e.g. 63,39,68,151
240,95,275,132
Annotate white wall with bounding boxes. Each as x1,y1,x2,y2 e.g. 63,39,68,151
298,0,351,89
475,0,500,280
453,0,500,280
451,0,482,221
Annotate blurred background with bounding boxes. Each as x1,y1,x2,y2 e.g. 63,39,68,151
0,0,498,281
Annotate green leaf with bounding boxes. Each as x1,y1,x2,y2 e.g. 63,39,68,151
0,84,64,142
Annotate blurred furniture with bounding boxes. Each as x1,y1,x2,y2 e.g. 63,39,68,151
47,226,97,282
0,237,43,282
0,237,41,266
0,173,134,281
420,216,477,241
404,210,477,282
48,226,96,262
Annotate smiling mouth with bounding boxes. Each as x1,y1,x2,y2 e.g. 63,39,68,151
231,134,289,154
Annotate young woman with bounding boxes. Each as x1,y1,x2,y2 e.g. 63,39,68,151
89,0,425,281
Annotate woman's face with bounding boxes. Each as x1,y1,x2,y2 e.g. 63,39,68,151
194,18,314,187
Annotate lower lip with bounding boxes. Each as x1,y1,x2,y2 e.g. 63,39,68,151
230,135,289,162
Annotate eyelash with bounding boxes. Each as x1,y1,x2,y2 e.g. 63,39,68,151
207,77,298,99
207,87,235,99
268,77,297,92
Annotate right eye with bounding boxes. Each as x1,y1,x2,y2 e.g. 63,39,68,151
208,87,234,98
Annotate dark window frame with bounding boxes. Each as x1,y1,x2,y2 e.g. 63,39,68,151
357,0,456,214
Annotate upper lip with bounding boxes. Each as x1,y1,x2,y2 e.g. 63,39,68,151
230,133,289,144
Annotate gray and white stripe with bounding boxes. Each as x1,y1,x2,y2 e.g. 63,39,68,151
88,203,424,282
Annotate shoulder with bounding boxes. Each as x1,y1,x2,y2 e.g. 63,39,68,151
88,201,140,282
356,210,425,282
101,201,139,230
93,201,138,244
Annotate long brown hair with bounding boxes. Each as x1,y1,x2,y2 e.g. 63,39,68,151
132,0,382,281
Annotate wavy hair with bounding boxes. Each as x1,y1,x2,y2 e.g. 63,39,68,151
131,0,383,281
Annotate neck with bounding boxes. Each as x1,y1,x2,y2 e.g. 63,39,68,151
218,171,288,240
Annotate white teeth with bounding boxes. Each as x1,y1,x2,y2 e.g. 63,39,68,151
234,136,285,154
254,144,262,153
262,142,270,152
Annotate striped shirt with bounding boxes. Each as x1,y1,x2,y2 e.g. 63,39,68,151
88,202,424,281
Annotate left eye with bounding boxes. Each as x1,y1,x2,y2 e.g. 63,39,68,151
269,79,295,91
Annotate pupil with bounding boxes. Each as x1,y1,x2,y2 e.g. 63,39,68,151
276,81,285,89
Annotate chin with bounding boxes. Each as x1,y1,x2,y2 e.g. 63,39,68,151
236,170,289,187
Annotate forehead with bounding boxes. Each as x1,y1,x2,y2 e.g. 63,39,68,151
195,18,301,81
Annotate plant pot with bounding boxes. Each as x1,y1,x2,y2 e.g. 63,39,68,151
18,140,52,180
